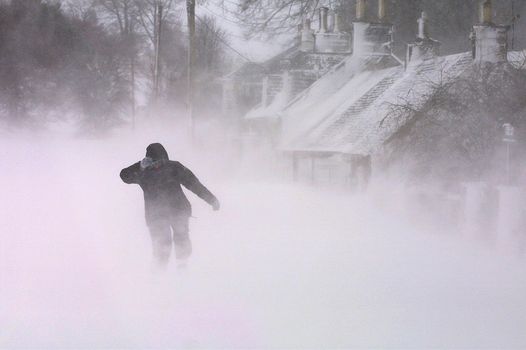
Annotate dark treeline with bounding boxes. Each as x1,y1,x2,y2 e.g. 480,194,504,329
0,0,228,132
0,0,125,130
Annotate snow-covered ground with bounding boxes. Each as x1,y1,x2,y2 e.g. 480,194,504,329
1,130,526,349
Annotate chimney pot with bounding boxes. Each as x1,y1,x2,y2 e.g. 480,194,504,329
300,18,315,52
334,13,342,32
304,18,312,30
417,11,428,39
378,0,387,22
480,0,492,24
319,7,329,32
328,10,335,32
356,0,366,22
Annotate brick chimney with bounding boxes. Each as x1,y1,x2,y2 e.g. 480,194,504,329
352,0,393,57
472,0,509,64
406,12,441,64
313,7,351,54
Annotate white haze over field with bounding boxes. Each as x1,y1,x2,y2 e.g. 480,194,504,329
1,125,526,349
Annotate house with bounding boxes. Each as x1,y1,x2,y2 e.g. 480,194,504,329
222,6,353,138
258,0,526,189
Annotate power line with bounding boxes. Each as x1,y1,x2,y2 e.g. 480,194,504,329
200,4,244,26
195,13,264,67
213,0,241,10
200,6,248,40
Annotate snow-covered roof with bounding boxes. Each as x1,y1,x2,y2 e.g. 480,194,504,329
245,86,288,120
225,44,341,80
279,54,401,146
245,53,399,122
224,45,300,80
281,49,526,156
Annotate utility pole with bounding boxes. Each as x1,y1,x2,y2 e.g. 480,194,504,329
512,0,515,50
187,0,196,140
128,6,136,129
153,1,163,102
510,0,521,51
131,41,136,128
503,123,516,185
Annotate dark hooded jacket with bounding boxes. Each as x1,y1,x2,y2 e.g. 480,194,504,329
120,143,218,223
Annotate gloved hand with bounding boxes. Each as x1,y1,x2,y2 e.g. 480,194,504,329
140,157,154,170
212,199,221,211
140,157,165,170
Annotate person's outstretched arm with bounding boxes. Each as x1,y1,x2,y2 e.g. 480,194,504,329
177,163,220,210
120,162,142,184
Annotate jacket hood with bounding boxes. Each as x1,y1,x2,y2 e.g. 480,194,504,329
146,143,169,161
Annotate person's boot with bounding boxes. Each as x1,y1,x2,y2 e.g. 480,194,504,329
174,239,192,266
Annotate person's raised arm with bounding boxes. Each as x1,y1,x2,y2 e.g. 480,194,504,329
178,163,220,210
120,162,142,184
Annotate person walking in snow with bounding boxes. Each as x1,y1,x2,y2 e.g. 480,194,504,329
120,143,220,266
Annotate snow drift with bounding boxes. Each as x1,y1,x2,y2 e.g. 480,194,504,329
1,127,526,349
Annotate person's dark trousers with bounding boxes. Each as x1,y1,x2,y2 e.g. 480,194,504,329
148,216,192,266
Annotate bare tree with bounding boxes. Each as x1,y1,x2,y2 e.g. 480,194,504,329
95,0,141,125
94,0,183,108
0,0,131,130
195,15,228,73
134,0,175,46
233,0,322,38
382,62,526,185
